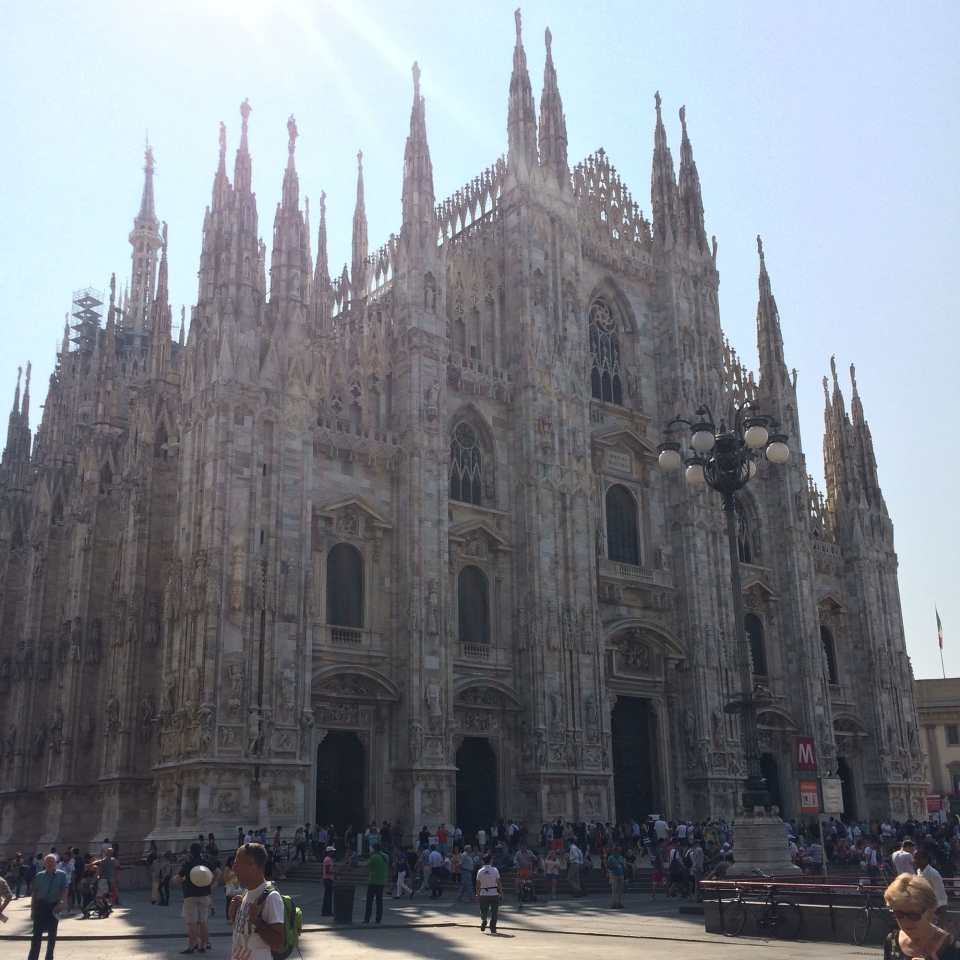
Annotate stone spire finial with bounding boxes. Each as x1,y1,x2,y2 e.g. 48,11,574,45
515,7,522,35
538,23,568,186
287,114,298,156
219,122,227,165
235,98,253,193
677,104,706,253
412,60,421,99
401,60,436,254
507,8,538,172
352,150,368,290
651,91,678,246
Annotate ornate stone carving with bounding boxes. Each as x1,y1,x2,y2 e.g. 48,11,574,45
227,663,244,720
138,694,156,744
584,692,600,742
145,594,161,646
281,561,299,620
78,711,95,754
427,580,440,635
229,546,245,613
105,693,120,740
196,701,214,754
425,682,442,718
49,706,64,755
409,719,423,764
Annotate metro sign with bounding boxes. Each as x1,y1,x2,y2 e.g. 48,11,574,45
796,737,817,770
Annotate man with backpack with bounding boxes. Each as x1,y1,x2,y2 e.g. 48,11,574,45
228,842,286,960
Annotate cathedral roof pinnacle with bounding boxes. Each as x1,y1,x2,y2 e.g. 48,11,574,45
139,137,157,220
401,61,436,252
507,8,538,173
650,91,678,246
538,24,568,186
315,190,330,289
677,105,707,253
235,98,253,194
352,150,368,291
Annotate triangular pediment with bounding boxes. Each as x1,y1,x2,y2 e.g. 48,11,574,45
449,517,512,551
316,493,393,529
818,592,849,614
742,571,779,600
591,424,659,460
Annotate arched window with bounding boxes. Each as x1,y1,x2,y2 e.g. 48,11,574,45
589,300,623,405
744,613,767,677
606,484,640,566
154,423,168,459
736,500,753,564
821,625,839,685
458,565,489,646
326,543,363,628
450,422,483,505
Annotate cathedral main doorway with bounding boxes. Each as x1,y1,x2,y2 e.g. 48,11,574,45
455,737,498,839
611,696,656,821
760,753,782,811
837,756,857,821
316,732,365,834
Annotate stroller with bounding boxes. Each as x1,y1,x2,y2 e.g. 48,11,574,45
517,866,537,908
83,877,112,918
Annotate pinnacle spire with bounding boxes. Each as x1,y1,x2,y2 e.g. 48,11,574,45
677,106,707,253
755,235,786,389
315,190,329,288
538,26,568,185
282,114,300,209
650,92,679,246
139,139,156,219
235,98,253,194
21,362,30,426
401,61,436,254
352,150,368,292
507,9,538,172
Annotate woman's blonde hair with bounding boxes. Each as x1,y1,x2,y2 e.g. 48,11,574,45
884,873,939,912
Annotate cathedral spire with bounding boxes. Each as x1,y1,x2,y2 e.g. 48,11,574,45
234,98,253,195
315,190,330,289
281,114,300,210
650,92,679,247
129,141,163,334
507,9,538,173
401,62,436,255
352,150,368,293
149,224,173,381
755,236,787,392
21,362,30,427
538,27,568,186
677,106,707,254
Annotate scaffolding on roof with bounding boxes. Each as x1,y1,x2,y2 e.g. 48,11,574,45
70,287,104,352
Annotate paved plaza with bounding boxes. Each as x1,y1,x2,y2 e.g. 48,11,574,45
0,879,882,959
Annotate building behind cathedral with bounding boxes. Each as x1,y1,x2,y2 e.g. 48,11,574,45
0,16,927,851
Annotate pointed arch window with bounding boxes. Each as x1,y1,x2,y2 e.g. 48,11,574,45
744,613,767,677
450,422,483,505
326,543,363,628
821,625,839,685
605,484,640,565
589,299,623,405
736,500,753,564
458,565,489,646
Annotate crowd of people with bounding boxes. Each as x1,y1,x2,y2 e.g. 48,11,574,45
7,812,960,954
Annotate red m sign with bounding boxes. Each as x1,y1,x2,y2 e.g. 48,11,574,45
796,737,817,770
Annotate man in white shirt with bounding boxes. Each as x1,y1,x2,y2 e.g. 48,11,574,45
654,818,669,843
677,822,688,845
228,843,285,960
892,839,916,875
567,842,584,897
914,849,949,919
474,853,502,934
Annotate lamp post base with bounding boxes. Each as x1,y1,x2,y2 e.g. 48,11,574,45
726,806,801,877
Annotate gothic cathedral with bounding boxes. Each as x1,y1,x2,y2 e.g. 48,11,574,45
0,15,926,851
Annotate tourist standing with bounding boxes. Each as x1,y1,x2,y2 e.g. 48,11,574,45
456,846,474,902
567,839,584,897
28,854,68,960
544,850,559,900
321,847,335,915
227,843,285,960
606,846,625,909
172,841,221,955
394,848,412,899
363,842,389,923
913,849,949,922
475,853,503,934
893,839,916,875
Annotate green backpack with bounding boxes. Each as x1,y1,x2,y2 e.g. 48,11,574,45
258,882,302,960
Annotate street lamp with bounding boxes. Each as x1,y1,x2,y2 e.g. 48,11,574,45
658,402,790,811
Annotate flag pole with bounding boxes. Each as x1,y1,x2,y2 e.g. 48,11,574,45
942,645,947,680
938,607,946,679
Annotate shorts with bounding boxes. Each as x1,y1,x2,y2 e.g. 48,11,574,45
183,895,212,923
438,843,447,854
552,838,563,851
652,871,665,884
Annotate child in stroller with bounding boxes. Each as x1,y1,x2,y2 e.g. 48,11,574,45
516,865,537,907
83,875,112,918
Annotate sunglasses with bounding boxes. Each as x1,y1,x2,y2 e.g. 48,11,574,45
891,909,925,922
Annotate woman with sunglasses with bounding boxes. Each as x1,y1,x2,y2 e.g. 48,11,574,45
883,874,960,958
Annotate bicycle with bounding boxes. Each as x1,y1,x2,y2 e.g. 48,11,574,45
719,877,803,938
854,880,897,945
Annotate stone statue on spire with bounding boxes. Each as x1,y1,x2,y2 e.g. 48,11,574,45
757,234,764,259
412,61,420,98
219,122,227,162
287,114,298,155
515,7,522,35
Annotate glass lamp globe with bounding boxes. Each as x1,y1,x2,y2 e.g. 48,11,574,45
685,463,706,485
766,441,790,464
658,448,682,471
748,460,757,479
744,424,769,449
691,429,716,454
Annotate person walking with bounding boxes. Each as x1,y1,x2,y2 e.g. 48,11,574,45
321,847,335,915
475,853,503,934
28,854,68,960
227,842,285,960
394,848,412,899
363,842,389,923
157,852,173,907
172,841,221,955
544,850,560,900
893,839,916,875
456,846,475,902
567,840,584,897
606,847,625,909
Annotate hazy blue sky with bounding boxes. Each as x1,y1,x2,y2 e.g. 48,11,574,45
0,1,957,677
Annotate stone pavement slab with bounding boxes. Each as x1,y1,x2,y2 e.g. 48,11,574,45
0,880,881,959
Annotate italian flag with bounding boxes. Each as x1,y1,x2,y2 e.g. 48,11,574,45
938,607,944,650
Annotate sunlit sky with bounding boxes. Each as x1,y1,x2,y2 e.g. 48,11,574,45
0,1,958,677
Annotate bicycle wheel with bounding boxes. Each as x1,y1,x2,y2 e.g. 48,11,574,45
772,900,803,939
721,899,747,936
854,906,872,945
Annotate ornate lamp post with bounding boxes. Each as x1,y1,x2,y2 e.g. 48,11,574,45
658,402,791,817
